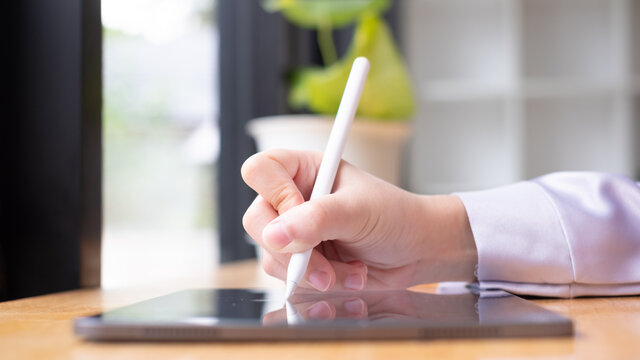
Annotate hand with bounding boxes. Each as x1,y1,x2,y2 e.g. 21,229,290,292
241,149,477,293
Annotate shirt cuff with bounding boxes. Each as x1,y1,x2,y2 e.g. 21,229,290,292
455,182,575,285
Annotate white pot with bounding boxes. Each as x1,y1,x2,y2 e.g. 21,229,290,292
246,115,410,185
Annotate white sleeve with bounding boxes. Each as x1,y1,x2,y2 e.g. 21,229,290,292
455,172,640,298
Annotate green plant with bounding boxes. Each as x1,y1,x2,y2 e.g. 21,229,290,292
264,0,415,121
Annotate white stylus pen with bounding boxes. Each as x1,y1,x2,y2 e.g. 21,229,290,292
285,57,370,299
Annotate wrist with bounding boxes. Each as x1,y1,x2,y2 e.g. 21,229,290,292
415,194,478,283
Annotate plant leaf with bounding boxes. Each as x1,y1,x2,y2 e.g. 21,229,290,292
289,14,415,120
263,0,390,29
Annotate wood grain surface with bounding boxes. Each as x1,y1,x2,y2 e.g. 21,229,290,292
1,260,639,359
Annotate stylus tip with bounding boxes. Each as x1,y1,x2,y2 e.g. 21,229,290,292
285,280,297,299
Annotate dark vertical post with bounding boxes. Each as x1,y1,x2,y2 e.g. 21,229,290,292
0,0,102,300
218,0,291,262
80,0,103,288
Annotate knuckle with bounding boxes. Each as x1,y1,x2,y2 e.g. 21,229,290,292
270,183,298,213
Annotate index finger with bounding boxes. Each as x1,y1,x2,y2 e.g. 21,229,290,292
241,150,321,214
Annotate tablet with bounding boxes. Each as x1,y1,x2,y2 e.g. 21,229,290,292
74,288,572,341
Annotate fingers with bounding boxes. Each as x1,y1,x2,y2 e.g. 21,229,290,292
241,150,320,214
260,247,368,292
260,250,288,282
242,150,371,293
335,260,368,291
260,248,335,291
244,196,329,290
243,195,278,247
305,258,368,291
261,193,373,253
245,195,369,292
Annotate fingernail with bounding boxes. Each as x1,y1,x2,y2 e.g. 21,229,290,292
343,298,365,317
307,301,332,320
344,274,364,290
262,221,291,250
308,270,331,291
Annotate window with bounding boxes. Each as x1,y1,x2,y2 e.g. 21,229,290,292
101,0,219,288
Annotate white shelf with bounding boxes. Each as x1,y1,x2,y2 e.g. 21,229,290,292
404,0,639,193
522,78,620,98
405,0,512,84
523,96,622,177
421,80,512,102
521,0,617,81
632,0,640,76
409,99,514,192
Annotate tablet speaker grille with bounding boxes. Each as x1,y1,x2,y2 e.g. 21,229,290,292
142,327,221,340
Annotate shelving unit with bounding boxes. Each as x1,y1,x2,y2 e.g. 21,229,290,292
412,99,512,193
404,0,639,194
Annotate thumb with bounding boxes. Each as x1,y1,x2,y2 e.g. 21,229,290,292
241,150,318,214
261,194,372,253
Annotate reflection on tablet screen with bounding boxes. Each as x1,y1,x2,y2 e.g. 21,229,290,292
98,288,564,328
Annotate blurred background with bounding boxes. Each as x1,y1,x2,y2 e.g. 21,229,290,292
2,0,638,300
102,0,640,288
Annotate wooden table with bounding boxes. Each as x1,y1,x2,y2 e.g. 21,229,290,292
2,260,640,359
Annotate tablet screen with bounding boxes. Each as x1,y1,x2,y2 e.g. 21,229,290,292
75,288,573,341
